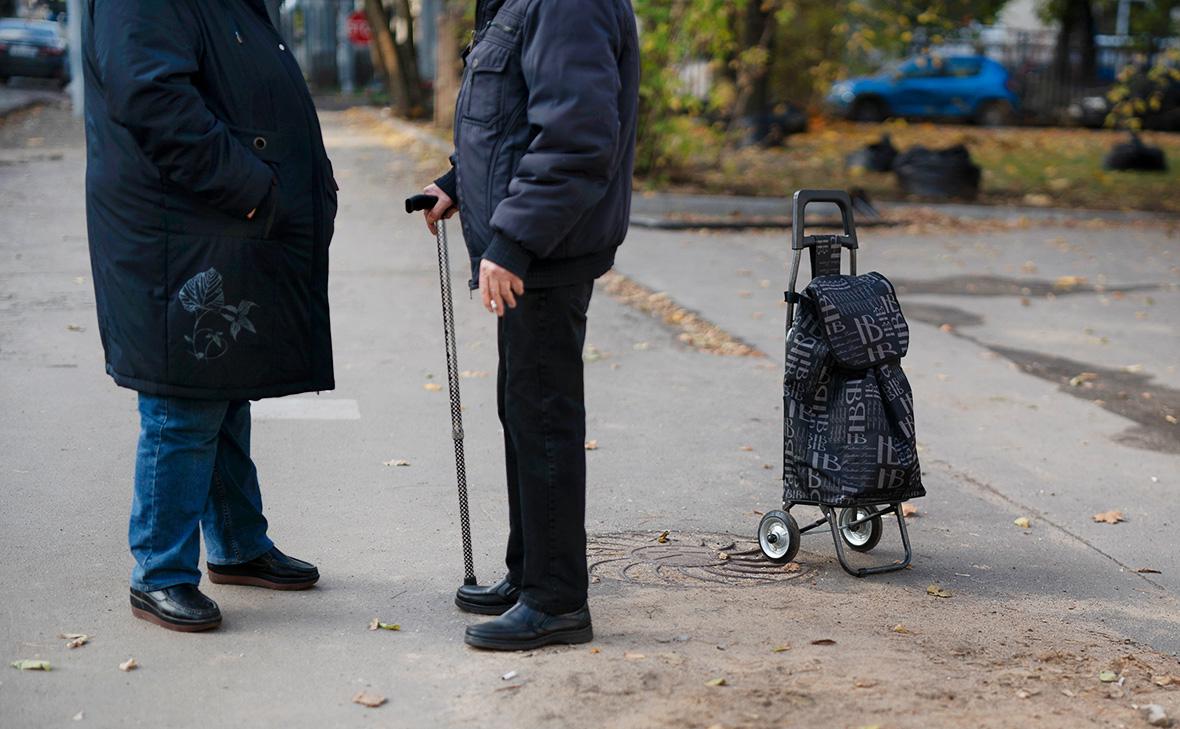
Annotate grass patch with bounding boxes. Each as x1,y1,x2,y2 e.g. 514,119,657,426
645,119,1180,213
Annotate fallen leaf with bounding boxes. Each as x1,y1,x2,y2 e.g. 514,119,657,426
901,504,919,518
589,647,601,654
368,618,400,631
1069,372,1098,387
927,585,953,598
1152,674,1177,687
10,659,51,671
1061,688,1076,697
783,562,802,573
423,383,443,392
1014,517,1031,529
1166,415,1178,425
771,645,791,653
717,551,730,561
1016,687,1041,699
739,445,754,452
892,624,912,634
656,530,670,544
1091,510,1124,525
119,658,138,672
811,638,837,646
855,679,878,688
59,633,90,649
382,459,410,467
705,677,727,687
66,324,85,332
1099,670,1118,683
939,323,955,333
351,691,386,708
584,440,599,451
1137,567,1162,574
1053,275,1088,291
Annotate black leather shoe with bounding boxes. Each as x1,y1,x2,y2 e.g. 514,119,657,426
207,547,319,590
464,601,593,651
130,585,222,632
455,577,521,615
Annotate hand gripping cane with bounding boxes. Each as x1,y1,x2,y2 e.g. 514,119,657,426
405,194,477,587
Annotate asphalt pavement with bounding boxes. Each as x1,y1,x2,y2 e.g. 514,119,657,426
1,103,1178,728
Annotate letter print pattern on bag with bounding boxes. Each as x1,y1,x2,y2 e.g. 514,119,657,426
783,272,923,507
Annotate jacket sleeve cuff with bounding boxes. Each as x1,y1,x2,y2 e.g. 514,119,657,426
482,234,533,279
434,167,458,205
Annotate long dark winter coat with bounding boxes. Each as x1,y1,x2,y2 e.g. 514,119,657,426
82,0,337,400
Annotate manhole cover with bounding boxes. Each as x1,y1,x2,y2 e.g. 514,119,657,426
588,531,816,587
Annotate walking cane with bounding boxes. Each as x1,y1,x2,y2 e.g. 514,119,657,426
405,194,477,587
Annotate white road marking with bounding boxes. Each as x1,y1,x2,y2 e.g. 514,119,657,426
250,398,360,420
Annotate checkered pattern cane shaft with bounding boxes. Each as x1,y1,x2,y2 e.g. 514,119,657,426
435,221,476,583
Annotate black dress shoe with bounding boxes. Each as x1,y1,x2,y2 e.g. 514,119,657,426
455,577,521,615
207,547,319,590
464,601,593,651
130,585,222,633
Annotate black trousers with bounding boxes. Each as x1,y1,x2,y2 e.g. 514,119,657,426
497,281,594,614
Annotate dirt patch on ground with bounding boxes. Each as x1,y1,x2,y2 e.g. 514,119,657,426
444,533,1180,729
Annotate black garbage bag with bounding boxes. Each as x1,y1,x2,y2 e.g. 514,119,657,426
782,272,924,508
893,144,981,199
1104,132,1168,172
845,134,898,172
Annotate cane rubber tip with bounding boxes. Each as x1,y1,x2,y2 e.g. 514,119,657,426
463,576,478,586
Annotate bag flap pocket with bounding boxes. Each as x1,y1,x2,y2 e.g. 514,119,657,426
804,272,909,369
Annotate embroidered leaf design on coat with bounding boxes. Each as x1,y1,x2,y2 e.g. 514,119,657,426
178,268,225,313
178,269,258,360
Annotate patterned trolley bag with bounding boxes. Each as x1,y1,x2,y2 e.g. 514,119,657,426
783,272,924,507
756,190,923,577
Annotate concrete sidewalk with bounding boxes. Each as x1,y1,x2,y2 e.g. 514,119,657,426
2,104,1179,729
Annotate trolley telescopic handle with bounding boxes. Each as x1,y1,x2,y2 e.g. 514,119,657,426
404,194,478,587
786,189,859,324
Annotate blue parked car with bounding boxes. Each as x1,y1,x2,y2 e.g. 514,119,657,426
827,55,1020,126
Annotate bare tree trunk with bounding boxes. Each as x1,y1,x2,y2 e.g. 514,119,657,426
1054,0,1097,85
434,1,464,128
394,0,425,116
365,0,407,114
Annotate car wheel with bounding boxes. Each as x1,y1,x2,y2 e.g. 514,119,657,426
976,100,1013,127
850,98,888,123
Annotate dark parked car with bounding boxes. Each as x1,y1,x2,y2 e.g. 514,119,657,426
827,55,1020,125
0,19,69,87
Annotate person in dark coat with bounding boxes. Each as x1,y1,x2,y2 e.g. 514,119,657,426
82,0,337,632
421,0,639,650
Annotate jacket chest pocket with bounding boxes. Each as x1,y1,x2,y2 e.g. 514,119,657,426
462,42,514,126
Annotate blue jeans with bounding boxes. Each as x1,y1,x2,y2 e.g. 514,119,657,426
130,394,274,591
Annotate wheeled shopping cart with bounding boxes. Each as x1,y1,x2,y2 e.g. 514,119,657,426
756,190,924,577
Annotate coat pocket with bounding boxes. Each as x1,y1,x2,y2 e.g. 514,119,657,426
462,43,512,126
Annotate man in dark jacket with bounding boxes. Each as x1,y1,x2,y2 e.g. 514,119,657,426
83,0,337,632
421,0,638,650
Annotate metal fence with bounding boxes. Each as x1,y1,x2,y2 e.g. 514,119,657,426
929,27,1174,121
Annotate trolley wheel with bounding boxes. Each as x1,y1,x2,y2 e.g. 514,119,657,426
757,510,801,564
837,506,883,552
